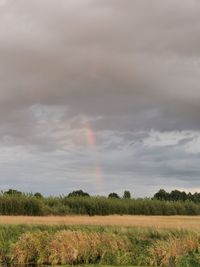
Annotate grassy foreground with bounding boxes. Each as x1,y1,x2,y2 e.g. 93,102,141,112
0,224,200,266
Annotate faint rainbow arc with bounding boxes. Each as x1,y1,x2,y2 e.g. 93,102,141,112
84,122,103,185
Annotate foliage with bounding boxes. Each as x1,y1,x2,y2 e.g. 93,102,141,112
4,189,22,196
108,193,120,199
0,225,199,266
0,194,46,215
149,234,199,266
34,192,43,198
176,252,200,267
154,189,200,202
0,193,200,216
123,190,131,199
12,230,132,265
0,188,200,216
68,190,90,198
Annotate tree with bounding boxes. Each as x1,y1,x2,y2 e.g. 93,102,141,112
67,190,90,198
4,189,22,196
169,190,187,201
123,190,131,199
34,192,43,198
108,192,120,199
153,189,169,201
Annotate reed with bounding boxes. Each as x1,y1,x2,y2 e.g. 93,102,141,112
0,194,200,216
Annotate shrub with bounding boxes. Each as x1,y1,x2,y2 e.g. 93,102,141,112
11,230,132,265
149,234,199,266
11,231,52,264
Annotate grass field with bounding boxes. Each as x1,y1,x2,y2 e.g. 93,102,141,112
0,215,200,229
0,223,199,266
0,215,199,266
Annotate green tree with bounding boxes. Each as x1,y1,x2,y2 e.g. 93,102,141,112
153,189,169,201
4,189,22,196
68,190,90,198
34,192,43,198
123,190,131,199
170,190,187,201
108,192,120,199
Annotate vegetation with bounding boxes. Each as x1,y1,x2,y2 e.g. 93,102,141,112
123,190,131,199
153,189,200,202
68,190,90,198
108,192,120,199
0,189,200,216
0,215,200,230
0,224,199,266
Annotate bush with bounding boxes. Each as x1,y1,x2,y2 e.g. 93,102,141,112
149,234,199,266
12,230,132,265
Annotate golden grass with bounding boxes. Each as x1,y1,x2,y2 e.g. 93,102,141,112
0,215,200,229
12,230,131,265
149,234,199,266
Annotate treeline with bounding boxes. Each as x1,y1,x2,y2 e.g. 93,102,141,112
153,189,200,202
0,188,200,216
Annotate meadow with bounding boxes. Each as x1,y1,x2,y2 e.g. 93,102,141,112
0,223,199,266
0,193,200,266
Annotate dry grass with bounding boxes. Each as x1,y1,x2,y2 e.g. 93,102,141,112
149,234,199,266
12,230,131,265
0,215,200,229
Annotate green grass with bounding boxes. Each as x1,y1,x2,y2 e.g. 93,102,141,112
0,193,200,216
0,225,199,266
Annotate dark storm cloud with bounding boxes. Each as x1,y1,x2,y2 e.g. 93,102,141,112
0,0,200,195
0,0,200,124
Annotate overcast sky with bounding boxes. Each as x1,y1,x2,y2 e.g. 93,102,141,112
0,0,200,197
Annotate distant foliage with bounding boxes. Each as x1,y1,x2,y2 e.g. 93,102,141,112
4,189,22,196
154,189,200,202
34,192,43,199
123,190,131,199
0,195,46,216
108,192,120,199
0,188,200,216
67,190,90,198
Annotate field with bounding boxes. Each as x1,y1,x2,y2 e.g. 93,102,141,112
0,218,199,266
0,215,200,230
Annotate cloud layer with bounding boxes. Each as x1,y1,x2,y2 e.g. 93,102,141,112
0,0,200,196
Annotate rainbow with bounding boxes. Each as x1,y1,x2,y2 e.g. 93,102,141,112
84,122,103,185
85,122,96,148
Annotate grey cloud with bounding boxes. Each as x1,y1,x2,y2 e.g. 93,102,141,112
0,0,200,195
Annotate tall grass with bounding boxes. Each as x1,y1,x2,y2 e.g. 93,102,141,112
0,194,46,215
149,234,199,266
0,224,199,266
61,196,200,216
12,230,132,265
0,194,200,216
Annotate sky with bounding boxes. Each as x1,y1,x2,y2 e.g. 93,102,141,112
0,0,200,197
